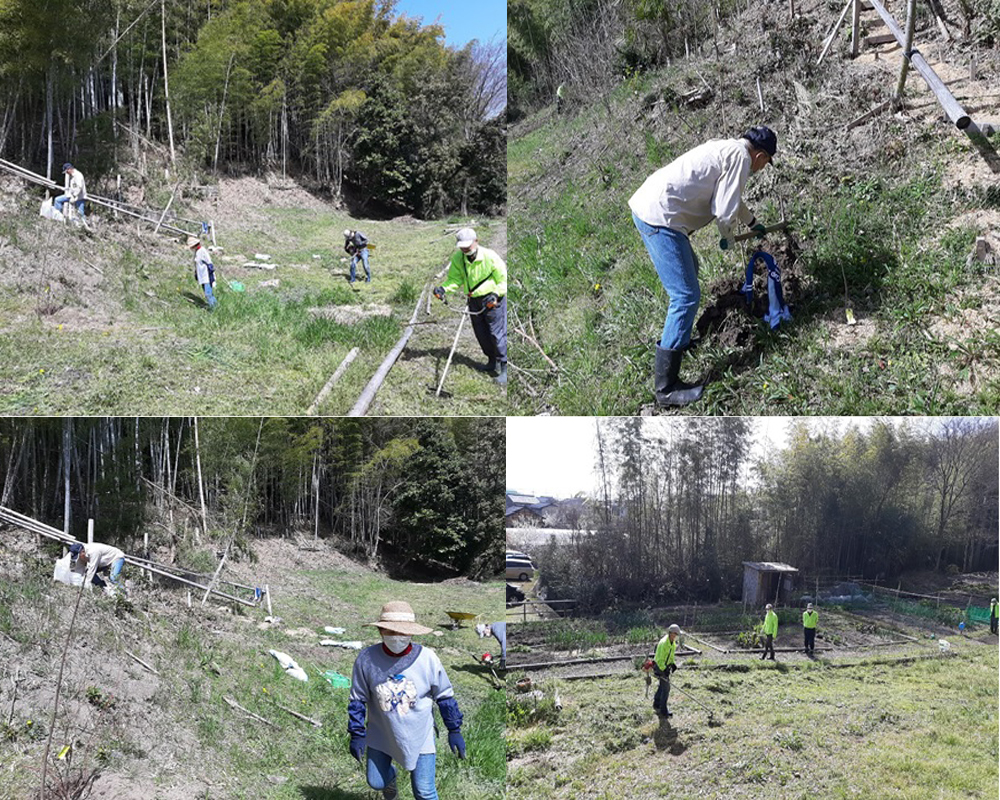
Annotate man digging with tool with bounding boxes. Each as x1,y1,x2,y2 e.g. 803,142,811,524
476,622,507,670
629,126,776,406
343,229,371,283
652,623,681,718
433,228,508,385
54,163,87,225
69,541,126,597
348,601,466,800
761,603,778,661
802,603,818,654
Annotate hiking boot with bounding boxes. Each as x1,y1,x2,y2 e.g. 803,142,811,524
654,345,703,407
382,781,398,800
495,362,507,386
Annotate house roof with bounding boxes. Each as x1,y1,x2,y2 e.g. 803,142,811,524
507,493,541,506
742,561,799,572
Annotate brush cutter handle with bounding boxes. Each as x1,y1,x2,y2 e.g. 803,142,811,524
733,220,789,242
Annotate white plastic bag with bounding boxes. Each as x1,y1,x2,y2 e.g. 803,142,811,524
53,554,84,587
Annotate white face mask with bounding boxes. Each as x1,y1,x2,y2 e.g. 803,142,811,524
382,635,412,654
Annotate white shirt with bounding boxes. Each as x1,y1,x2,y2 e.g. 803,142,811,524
81,542,124,588
64,170,87,202
629,138,755,240
193,246,214,285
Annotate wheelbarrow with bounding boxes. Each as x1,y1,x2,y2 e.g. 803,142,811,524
445,611,478,630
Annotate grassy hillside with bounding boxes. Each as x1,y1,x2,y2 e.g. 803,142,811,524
0,533,504,799
0,176,506,415
508,0,1000,414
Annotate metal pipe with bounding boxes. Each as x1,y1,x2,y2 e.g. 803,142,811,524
867,0,971,128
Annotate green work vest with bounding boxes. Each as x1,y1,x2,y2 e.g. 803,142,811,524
442,246,507,299
654,634,677,671
762,610,778,637
803,610,818,629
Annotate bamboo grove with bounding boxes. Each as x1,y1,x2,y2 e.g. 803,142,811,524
0,417,504,579
0,0,506,217
540,418,998,611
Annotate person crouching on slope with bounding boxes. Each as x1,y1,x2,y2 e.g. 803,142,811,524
629,126,776,406
348,601,466,800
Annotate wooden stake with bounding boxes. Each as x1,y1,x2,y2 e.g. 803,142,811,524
818,0,853,65
307,347,359,415
124,650,160,675
265,585,272,616
223,695,277,728
271,701,322,727
851,0,861,57
895,0,917,101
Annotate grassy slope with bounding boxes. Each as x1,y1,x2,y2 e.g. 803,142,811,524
507,7,1000,415
0,187,506,415
0,544,504,799
507,644,998,799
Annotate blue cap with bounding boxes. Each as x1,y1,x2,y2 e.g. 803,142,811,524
69,542,83,561
62,163,73,172
742,126,777,158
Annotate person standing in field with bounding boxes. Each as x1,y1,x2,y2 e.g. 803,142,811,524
802,603,818,654
187,236,217,310
652,623,681,717
761,603,778,661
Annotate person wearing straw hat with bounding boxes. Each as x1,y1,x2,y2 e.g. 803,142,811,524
348,601,466,800
802,603,818,654
69,541,125,596
343,229,371,283
187,235,217,310
432,228,508,385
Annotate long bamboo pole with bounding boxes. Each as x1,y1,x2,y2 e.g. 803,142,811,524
867,0,971,128
435,313,466,398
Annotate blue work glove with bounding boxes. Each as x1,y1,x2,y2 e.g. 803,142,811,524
719,238,730,251
448,730,466,759
349,733,365,763
483,292,499,309
751,223,768,238
433,286,446,300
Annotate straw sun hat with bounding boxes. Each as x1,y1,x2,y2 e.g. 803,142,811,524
365,601,434,636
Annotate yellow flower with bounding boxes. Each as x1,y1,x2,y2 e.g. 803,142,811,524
57,324,63,330
39,369,45,374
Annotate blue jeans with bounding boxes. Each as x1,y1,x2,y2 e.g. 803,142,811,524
632,212,700,350
350,248,370,282
201,282,217,309
91,557,125,590
366,748,437,800
54,195,86,220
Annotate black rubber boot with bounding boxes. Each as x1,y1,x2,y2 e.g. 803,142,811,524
495,362,508,386
654,345,703,407
476,358,498,374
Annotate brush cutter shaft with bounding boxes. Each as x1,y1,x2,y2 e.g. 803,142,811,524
733,220,788,242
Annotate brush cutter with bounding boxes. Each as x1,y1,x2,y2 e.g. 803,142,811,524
668,680,719,723
433,298,489,398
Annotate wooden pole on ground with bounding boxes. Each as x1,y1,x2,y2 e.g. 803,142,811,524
307,347,359,415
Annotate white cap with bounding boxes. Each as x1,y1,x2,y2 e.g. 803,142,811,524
475,623,488,638
186,236,200,248
766,603,773,610
806,603,814,609
343,229,352,238
455,227,477,248
667,624,681,634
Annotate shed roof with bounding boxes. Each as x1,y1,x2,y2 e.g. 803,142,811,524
507,493,540,506
742,561,799,573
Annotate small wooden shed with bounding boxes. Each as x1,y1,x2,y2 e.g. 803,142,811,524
742,562,799,607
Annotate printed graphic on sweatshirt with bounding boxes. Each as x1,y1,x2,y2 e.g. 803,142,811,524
375,674,418,716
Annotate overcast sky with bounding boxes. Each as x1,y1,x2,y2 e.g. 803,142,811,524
505,417,975,498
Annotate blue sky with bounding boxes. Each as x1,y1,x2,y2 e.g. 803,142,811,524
393,0,505,47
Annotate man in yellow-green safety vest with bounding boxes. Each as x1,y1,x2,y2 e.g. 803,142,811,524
433,228,508,385
652,623,680,718
761,603,778,661
990,598,998,635
802,603,818,654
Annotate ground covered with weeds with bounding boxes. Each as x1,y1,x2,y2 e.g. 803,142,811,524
507,0,1000,415
0,174,506,415
505,611,998,799
0,530,504,800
